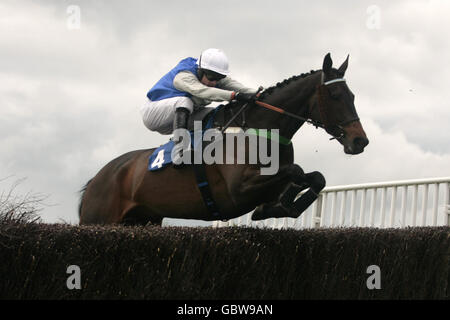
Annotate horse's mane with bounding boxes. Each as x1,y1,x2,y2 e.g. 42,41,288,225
259,70,318,99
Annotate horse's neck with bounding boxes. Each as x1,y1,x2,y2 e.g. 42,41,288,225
247,71,321,139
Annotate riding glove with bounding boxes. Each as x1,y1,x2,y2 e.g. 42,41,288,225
235,92,256,103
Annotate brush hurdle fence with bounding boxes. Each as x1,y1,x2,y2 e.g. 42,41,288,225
213,177,450,229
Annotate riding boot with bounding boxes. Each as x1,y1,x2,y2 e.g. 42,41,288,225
172,107,190,169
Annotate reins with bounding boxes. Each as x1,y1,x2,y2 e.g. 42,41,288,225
220,102,251,134
255,100,325,130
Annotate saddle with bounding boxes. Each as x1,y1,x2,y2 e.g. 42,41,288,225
187,107,216,131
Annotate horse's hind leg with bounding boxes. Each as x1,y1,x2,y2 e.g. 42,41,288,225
252,171,326,220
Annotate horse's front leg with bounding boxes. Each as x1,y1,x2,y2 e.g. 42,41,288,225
227,163,303,211
238,163,304,195
252,170,326,221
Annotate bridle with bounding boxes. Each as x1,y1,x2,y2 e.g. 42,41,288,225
251,72,359,140
220,72,359,141
313,74,359,140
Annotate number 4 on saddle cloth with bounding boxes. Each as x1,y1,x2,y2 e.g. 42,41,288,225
148,140,175,170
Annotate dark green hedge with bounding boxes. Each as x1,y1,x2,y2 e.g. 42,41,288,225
0,222,448,299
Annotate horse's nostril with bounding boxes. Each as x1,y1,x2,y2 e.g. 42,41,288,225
354,137,369,149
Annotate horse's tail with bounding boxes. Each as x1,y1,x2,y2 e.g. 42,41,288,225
78,178,93,219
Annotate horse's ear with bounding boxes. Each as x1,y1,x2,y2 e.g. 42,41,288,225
323,53,332,75
338,54,349,75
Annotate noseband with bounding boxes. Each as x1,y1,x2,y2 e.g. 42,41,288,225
315,75,359,140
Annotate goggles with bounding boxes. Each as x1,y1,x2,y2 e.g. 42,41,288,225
202,69,226,82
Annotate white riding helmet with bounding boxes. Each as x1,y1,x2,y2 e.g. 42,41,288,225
197,48,230,76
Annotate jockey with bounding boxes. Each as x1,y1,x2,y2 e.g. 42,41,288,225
141,48,257,166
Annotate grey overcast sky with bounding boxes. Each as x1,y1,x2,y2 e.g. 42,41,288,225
1,0,449,224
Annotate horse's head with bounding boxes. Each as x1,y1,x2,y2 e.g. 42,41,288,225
309,53,369,154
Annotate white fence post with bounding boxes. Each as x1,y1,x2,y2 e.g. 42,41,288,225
213,177,450,229
445,182,449,226
400,186,407,226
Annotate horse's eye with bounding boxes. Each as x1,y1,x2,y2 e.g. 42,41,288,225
328,88,341,100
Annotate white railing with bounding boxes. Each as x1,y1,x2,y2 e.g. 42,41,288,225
213,177,450,229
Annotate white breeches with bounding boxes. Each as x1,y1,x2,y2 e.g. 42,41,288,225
140,96,194,135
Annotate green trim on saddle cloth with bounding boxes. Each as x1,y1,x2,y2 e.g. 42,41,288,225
245,128,292,146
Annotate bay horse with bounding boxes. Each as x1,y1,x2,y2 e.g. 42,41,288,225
79,53,369,225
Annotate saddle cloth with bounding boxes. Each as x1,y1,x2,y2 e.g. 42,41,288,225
148,106,221,171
